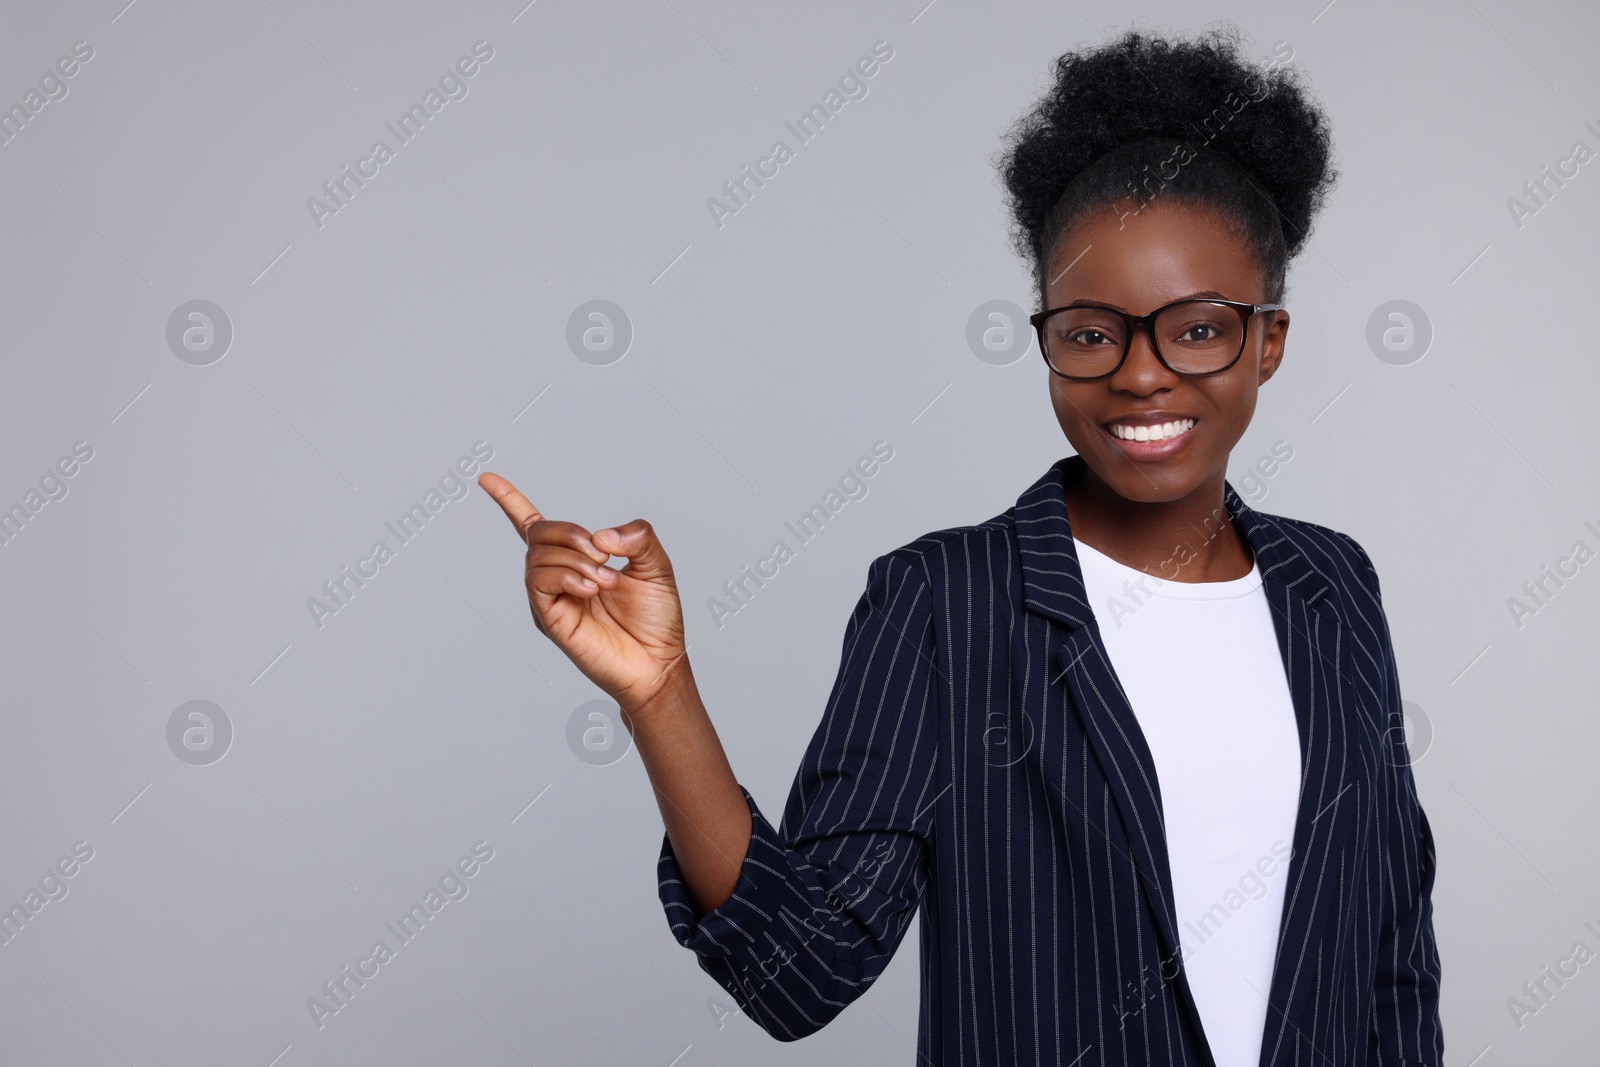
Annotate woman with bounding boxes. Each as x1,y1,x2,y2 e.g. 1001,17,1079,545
478,25,1443,1067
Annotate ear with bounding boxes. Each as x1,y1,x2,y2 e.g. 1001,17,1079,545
1257,310,1290,384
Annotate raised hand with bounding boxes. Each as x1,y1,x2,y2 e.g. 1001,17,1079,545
478,470,752,914
477,471,688,715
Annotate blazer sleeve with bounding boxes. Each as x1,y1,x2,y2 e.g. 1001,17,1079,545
655,548,942,1041
1341,534,1445,1066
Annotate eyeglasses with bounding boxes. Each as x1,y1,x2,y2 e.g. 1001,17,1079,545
1029,298,1286,381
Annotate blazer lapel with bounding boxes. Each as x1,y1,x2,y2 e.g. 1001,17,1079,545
1014,455,1358,1064
1227,488,1372,1067
1014,456,1206,1048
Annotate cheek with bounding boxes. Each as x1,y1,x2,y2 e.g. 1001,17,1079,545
1048,380,1092,425
1202,377,1259,436
1048,382,1108,450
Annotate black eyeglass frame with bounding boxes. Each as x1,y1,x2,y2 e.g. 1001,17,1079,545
1029,298,1287,381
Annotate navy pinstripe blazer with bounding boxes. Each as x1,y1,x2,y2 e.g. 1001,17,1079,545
658,454,1443,1066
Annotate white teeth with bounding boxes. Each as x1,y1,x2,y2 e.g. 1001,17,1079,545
1110,418,1195,442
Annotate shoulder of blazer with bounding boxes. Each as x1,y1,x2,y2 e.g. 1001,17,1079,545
848,516,1022,631
1243,505,1388,634
869,512,1016,580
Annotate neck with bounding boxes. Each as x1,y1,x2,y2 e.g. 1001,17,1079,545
1062,463,1253,582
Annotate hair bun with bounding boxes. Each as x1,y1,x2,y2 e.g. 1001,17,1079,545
996,23,1338,294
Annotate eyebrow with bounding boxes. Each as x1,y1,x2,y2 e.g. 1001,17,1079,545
1058,289,1231,311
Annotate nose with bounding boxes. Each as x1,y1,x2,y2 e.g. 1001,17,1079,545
1108,320,1179,394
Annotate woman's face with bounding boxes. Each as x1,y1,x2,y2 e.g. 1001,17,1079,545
1042,199,1289,505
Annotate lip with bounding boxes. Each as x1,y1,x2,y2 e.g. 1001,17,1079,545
1099,412,1199,461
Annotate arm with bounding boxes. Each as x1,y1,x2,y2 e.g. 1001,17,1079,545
475,472,939,1041
628,659,753,917
474,473,753,919
656,550,943,1041
1341,534,1445,1065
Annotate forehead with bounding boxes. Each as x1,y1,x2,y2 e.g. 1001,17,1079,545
1044,199,1262,310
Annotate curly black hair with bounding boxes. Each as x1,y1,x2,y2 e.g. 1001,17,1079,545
994,23,1338,305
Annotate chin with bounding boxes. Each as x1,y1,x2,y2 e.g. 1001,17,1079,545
1103,468,1201,503
1069,441,1211,503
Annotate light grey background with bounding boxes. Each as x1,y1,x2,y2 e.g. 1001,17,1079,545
0,0,1595,1063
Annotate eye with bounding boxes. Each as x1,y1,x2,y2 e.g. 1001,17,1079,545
1158,304,1239,350
1067,328,1117,346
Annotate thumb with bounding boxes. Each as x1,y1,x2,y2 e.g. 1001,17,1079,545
592,519,673,582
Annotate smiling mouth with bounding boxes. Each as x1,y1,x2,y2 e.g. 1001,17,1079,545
1106,417,1197,443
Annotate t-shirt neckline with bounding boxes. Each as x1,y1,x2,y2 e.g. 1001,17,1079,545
1073,535,1263,601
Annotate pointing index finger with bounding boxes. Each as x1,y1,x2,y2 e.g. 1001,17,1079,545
477,471,543,539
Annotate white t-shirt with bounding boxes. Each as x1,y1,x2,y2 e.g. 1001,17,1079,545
1073,535,1301,1067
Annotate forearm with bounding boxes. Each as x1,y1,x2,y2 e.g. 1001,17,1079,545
623,657,752,917
648,552,940,1042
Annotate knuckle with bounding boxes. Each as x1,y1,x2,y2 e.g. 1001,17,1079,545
563,532,590,551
